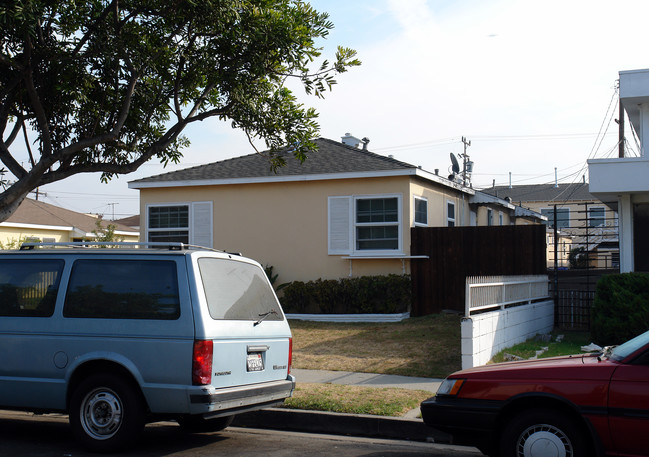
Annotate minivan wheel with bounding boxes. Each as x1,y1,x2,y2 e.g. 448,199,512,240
177,415,234,433
70,373,145,452
500,409,588,457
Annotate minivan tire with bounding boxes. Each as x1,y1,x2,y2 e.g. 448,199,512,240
177,414,234,433
69,373,146,452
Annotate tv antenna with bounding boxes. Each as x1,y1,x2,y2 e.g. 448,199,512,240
459,136,473,187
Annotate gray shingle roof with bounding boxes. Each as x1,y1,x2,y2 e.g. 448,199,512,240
481,183,597,204
129,138,416,185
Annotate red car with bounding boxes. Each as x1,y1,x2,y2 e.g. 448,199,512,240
421,330,649,457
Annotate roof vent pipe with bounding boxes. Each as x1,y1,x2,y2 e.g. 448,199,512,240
361,137,370,150
554,167,558,188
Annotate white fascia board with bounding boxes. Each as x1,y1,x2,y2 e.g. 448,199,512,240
0,221,73,231
114,230,139,236
130,168,477,195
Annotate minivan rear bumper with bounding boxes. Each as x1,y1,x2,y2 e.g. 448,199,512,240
188,375,296,416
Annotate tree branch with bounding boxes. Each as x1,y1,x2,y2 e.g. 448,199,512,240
22,35,53,157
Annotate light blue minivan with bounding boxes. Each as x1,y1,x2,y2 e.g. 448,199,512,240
0,243,295,451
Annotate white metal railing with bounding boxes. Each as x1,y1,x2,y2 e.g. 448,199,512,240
465,275,550,316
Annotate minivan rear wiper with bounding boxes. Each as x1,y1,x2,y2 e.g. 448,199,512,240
254,309,278,326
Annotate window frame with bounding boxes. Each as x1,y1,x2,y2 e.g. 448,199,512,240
414,196,428,227
447,200,456,227
487,208,493,226
354,195,402,253
588,206,606,227
147,204,190,243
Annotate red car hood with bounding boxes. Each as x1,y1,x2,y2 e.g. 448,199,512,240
453,353,620,382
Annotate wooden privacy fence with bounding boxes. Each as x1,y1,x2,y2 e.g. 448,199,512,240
411,225,547,316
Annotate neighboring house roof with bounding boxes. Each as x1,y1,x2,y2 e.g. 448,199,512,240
1,198,138,237
481,183,597,204
114,214,140,229
129,137,475,195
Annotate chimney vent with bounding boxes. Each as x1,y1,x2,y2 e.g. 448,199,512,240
341,133,363,148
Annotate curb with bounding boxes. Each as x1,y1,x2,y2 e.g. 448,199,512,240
232,408,451,443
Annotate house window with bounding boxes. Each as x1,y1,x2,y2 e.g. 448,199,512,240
414,196,428,226
499,212,504,226
541,208,570,229
147,202,213,247
148,205,189,243
356,197,399,250
487,209,493,226
328,195,402,254
447,201,456,227
589,207,605,227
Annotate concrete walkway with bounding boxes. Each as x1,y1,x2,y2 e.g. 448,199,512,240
292,368,442,393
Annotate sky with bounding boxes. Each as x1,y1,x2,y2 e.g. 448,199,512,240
21,0,649,219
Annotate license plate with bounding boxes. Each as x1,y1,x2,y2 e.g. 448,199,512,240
246,352,264,372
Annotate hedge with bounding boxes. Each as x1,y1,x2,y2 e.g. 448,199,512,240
591,272,649,345
280,274,411,314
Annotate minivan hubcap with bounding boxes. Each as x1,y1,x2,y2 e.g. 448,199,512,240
81,389,123,440
517,424,572,457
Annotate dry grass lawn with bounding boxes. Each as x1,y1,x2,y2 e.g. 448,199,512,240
290,313,462,379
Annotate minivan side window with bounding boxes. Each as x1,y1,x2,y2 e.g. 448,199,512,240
198,258,282,321
63,259,180,319
0,259,64,317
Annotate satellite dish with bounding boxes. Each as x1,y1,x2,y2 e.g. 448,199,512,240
450,153,460,174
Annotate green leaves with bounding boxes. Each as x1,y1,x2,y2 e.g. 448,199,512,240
0,0,360,220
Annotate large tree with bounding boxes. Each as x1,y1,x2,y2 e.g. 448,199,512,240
0,0,359,221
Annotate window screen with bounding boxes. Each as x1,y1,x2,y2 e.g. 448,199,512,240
64,259,180,319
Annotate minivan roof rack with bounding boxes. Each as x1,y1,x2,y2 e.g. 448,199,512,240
18,242,230,252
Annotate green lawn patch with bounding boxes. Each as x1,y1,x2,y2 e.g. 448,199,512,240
281,383,431,417
490,331,591,363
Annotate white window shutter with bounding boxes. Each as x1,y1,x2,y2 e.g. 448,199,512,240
191,202,213,248
328,196,352,254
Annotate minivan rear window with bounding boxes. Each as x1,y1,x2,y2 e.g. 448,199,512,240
64,259,180,319
0,259,64,317
198,258,283,321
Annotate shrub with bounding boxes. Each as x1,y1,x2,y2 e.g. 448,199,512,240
591,273,649,345
280,274,411,314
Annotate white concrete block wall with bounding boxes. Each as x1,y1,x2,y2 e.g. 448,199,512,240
461,300,554,369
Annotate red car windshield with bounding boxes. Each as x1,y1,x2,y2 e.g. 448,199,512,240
609,330,649,361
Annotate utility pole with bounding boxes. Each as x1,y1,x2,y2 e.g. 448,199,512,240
107,203,118,220
460,136,471,186
618,96,625,158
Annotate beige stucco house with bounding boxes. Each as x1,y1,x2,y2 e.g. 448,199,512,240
0,198,139,247
129,138,543,283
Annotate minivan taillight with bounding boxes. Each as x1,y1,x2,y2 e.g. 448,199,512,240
288,337,293,374
192,340,213,385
